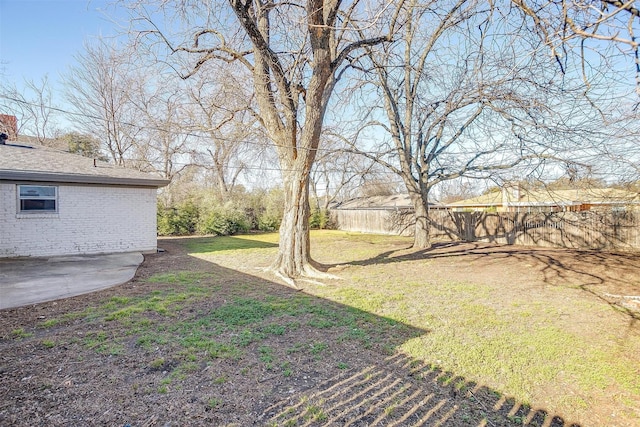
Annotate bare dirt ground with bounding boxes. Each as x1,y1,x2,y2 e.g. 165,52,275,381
1,235,639,426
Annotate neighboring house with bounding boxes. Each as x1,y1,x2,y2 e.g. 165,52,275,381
448,186,640,213
0,141,170,258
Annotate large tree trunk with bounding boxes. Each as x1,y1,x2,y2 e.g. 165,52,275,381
268,125,333,284
271,171,312,279
230,0,385,283
410,191,431,248
413,201,431,248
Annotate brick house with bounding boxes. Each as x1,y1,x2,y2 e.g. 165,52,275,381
0,141,169,257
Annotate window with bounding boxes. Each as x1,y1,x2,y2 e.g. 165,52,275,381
18,185,57,212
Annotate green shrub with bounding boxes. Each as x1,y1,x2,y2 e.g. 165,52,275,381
257,188,284,231
157,201,199,236
310,209,333,229
196,205,250,236
257,214,280,232
157,187,285,235
310,209,324,229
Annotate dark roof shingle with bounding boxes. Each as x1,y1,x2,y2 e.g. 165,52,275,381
0,143,169,188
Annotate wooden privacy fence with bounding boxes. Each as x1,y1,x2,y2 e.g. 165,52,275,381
331,208,640,251
330,208,415,236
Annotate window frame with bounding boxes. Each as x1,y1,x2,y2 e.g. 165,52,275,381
17,184,58,214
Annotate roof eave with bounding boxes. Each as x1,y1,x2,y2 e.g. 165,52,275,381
0,170,170,188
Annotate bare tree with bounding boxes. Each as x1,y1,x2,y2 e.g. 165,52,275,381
351,0,626,248
186,63,266,201
64,40,141,165
509,1,640,194
65,38,256,205
437,178,479,203
125,75,195,182
513,0,640,93
309,132,386,213
130,0,399,283
0,77,60,144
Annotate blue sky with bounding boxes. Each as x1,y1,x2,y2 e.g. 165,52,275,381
0,0,120,90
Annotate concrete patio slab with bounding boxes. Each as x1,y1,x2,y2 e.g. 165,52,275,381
0,252,143,310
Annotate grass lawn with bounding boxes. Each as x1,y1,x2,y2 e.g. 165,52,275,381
188,231,640,425
1,230,639,426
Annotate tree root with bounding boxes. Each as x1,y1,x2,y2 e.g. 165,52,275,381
300,264,342,280
270,269,301,290
265,262,342,290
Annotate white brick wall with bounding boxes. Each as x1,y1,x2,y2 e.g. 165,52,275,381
0,183,158,257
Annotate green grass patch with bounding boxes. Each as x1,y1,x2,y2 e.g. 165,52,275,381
41,339,56,348
97,284,219,324
287,342,306,354
37,307,99,329
318,274,640,411
11,328,33,339
309,341,328,355
213,375,227,384
177,361,199,374
101,296,133,311
209,297,277,326
281,362,292,377
260,323,286,335
180,333,241,360
234,329,264,347
147,271,212,285
149,358,166,369
303,402,327,422
259,345,277,370
339,327,372,348
184,234,278,254
83,331,124,355
39,318,60,328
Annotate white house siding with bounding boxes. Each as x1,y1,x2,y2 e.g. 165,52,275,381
0,183,157,257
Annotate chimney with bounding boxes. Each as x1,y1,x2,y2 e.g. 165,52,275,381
0,115,18,141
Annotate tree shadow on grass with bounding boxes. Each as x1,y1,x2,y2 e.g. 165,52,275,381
174,241,580,426
0,239,582,426
172,243,581,426
260,352,581,426
333,240,640,323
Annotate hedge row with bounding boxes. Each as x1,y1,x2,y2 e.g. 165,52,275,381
157,191,332,236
